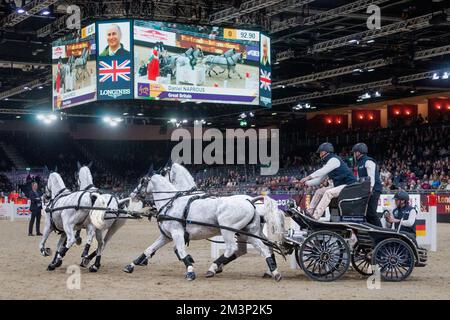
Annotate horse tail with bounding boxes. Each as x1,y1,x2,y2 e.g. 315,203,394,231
261,196,285,243
89,193,107,229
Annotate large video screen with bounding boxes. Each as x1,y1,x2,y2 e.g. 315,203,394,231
52,24,97,110
133,20,265,106
51,19,271,109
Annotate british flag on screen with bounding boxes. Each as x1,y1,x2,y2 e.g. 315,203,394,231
99,60,131,82
260,69,271,91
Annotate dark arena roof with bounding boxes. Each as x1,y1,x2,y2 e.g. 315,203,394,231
0,0,449,127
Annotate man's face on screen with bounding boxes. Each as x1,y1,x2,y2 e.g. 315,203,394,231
107,25,121,50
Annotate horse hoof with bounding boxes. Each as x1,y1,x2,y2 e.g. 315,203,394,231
41,248,51,257
274,274,282,282
215,267,223,274
47,264,56,271
262,272,272,279
185,272,196,281
76,237,82,246
205,271,215,278
123,264,134,273
54,259,63,268
89,265,99,273
80,258,90,268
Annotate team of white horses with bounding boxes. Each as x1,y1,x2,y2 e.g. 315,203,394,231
40,162,285,281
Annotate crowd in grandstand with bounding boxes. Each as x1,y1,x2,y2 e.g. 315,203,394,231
0,122,449,197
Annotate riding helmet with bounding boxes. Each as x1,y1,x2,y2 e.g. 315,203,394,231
394,191,409,202
351,142,368,154
317,142,334,153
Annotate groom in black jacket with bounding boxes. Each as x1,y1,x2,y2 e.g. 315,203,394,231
28,182,43,236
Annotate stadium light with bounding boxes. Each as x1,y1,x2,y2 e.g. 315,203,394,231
442,72,449,79
103,116,122,127
17,8,26,14
37,113,57,125
432,72,440,80
41,9,50,16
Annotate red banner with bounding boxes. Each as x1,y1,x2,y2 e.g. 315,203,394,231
178,35,244,55
66,41,90,57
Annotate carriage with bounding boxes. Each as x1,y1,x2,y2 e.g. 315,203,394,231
275,180,428,282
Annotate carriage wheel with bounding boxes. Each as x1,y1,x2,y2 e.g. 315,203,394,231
351,244,374,276
296,231,350,282
371,238,415,282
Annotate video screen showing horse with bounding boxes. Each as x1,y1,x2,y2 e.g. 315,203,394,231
134,20,261,105
52,24,97,110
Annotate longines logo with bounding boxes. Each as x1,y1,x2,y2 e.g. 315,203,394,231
99,89,131,99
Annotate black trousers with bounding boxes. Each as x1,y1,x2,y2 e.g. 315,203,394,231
366,191,382,227
28,208,41,234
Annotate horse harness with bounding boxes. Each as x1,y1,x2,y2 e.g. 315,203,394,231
155,190,259,247
45,185,108,234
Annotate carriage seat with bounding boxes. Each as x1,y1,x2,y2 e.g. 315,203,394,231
329,179,371,223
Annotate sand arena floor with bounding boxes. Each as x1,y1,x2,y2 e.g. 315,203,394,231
1,219,449,300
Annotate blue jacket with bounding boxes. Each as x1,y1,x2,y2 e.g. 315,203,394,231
393,205,417,235
357,155,382,193
322,153,356,187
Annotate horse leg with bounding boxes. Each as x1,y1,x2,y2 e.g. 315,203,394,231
39,212,53,257
234,67,243,79
206,235,247,278
80,223,95,267
123,234,171,273
52,219,78,268
47,233,67,271
171,230,196,281
247,237,282,282
89,229,104,272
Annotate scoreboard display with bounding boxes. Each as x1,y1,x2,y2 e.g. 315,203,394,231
52,19,271,110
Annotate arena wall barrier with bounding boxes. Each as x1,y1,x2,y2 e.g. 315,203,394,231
0,201,31,221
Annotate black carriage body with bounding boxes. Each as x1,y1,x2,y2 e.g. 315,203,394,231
285,208,427,274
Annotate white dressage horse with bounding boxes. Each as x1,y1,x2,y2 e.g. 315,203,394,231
204,52,243,79
76,163,144,272
162,162,285,279
40,171,105,271
123,171,282,281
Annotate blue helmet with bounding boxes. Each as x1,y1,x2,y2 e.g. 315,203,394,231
352,142,368,154
317,142,334,153
394,191,409,202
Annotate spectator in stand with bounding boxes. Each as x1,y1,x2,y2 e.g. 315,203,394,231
8,189,19,203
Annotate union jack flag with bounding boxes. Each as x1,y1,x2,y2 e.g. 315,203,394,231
99,60,131,82
16,207,31,215
260,69,271,91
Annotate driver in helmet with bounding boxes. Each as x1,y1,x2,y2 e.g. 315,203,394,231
385,191,417,237
299,142,356,220
352,142,383,227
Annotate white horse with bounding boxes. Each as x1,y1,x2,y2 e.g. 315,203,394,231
162,162,285,279
123,170,282,281
40,172,105,271
76,163,143,272
204,52,243,79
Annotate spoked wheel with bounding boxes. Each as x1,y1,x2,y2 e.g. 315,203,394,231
296,231,350,282
372,238,415,282
351,244,374,276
